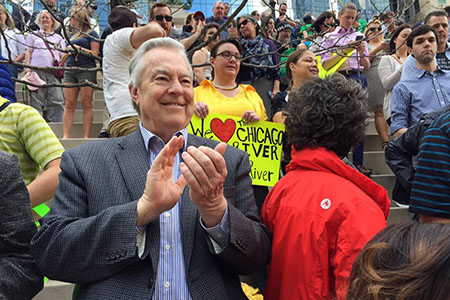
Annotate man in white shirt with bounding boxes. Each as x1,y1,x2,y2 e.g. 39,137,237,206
103,5,165,137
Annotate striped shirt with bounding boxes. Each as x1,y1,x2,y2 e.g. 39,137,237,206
138,123,230,300
410,111,450,218
0,97,64,184
390,63,450,135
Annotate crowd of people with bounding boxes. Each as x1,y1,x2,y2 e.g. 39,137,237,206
2,0,450,299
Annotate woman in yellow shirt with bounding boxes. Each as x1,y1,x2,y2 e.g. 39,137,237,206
194,38,269,295
194,38,268,122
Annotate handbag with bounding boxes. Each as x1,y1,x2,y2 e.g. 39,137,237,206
43,40,64,80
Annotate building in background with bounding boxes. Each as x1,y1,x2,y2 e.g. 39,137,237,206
31,0,438,33
292,0,329,20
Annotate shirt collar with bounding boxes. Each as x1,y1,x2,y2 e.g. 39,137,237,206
336,26,355,34
139,122,189,152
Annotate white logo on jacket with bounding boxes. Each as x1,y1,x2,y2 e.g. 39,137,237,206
320,198,331,210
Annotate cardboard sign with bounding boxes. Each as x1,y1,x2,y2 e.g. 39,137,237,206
189,114,285,186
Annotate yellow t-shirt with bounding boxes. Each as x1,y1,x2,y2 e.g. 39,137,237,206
194,80,268,121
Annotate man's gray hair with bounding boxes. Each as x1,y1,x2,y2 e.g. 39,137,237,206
129,37,192,88
339,2,357,14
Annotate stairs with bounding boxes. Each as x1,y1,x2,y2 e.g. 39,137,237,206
11,77,411,300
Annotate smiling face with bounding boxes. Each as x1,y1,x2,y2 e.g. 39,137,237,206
410,31,438,64
289,50,319,86
211,42,241,79
39,11,54,31
239,17,256,39
130,48,194,142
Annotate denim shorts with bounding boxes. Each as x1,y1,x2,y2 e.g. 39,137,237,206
63,69,97,84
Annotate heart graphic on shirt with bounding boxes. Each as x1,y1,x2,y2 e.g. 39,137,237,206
210,118,236,143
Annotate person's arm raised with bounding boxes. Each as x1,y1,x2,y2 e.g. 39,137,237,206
130,22,166,50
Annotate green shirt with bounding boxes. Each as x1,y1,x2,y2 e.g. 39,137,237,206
300,24,314,39
0,97,64,184
358,19,367,33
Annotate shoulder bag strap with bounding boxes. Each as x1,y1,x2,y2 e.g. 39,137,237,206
42,38,57,61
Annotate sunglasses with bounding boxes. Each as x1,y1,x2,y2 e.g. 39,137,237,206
216,50,242,60
324,23,337,28
155,15,173,22
194,18,204,22
368,26,382,33
239,19,249,27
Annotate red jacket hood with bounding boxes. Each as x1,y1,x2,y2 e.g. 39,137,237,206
287,146,391,219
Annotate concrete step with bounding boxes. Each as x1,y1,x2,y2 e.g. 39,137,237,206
60,138,103,149
32,280,73,300
387,207,413,224
365,119,377,136
73,109,105,123
49,122,103,138
14,90,105,103
348,151,392,175
362,151,392,175
371,174,395,201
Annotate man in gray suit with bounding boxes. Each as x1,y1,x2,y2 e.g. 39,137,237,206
0,151,43,300
30,38,271,299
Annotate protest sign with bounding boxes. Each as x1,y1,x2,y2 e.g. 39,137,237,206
189,114,285,186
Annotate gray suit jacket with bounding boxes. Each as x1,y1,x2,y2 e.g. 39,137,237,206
30,130,271,299
0,151,43,300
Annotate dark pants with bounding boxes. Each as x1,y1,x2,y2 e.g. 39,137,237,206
342,71,367,167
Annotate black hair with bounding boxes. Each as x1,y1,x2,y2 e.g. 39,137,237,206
312,11,335,34
285,74,367,157
424,10,448,25
389,23,412,53
210,37,243,58
406,24,438,48
200,22,219,41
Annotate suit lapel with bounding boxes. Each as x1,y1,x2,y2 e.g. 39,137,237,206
180,134,208,269
115,130,160,272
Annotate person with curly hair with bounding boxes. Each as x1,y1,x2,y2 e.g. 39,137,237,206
261,74,390,300
346,223,450,300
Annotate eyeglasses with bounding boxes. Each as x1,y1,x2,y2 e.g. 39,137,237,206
155,15,173,22
216,50,241,60
239,19,249,27
368,26,382,33
194,18,204,22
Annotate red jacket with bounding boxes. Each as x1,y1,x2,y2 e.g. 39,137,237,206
262,147,390,300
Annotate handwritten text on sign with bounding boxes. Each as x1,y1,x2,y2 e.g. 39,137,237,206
189,114,285,186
